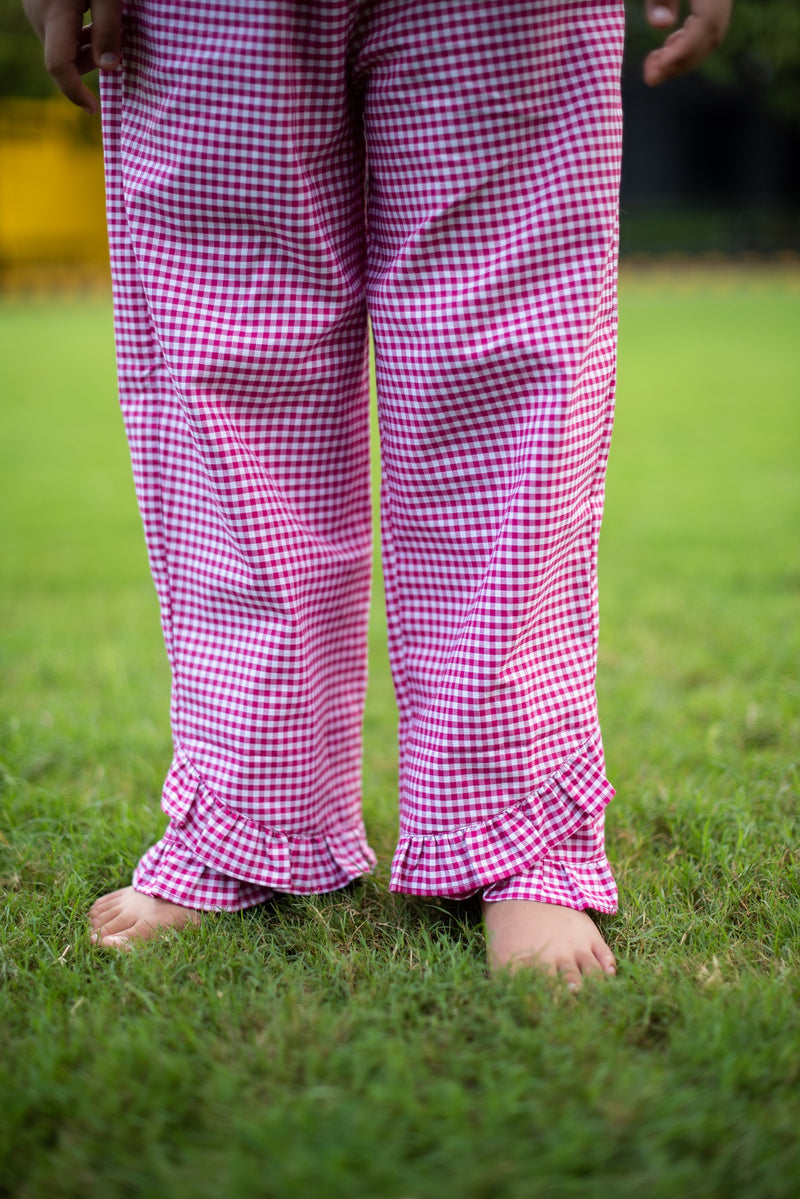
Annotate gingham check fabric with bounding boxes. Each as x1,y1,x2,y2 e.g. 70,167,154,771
101,0,623,914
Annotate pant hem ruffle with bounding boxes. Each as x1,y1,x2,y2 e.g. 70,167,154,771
388,733,615,900
135,749,377,903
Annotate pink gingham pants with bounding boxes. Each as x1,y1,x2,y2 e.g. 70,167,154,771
101,0,623,913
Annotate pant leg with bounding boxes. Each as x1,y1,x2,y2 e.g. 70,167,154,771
101,0,376,907
358,0,624,905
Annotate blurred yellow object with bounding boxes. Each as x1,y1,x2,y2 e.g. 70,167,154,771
0,98,108,289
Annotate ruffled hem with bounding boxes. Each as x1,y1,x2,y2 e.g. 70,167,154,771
133,832,276,911
150,750,377,895
481,855,618,913
389,734,614,897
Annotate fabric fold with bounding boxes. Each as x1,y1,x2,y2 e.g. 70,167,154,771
389,735,614,897
137,752,376,900
481,849,618,912
133,832,275,911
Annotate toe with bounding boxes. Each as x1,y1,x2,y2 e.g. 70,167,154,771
89,889,129,929
593,944,617,976
91,888,128,913
574,948,605,979
97,932,134,952
94,912,162,950
89,903,124,933
92,908,138,939
561,966,583,993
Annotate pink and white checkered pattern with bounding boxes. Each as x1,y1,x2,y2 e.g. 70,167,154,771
101,0,623,914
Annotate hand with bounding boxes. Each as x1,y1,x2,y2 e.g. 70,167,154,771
642,0,732,87
22,0,122,114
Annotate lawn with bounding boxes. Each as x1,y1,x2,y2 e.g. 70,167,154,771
1,268,799,1198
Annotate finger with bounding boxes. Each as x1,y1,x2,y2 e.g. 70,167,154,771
644,1,680,30
89,0,123,70
644,1,731,86
43,8,98,113
643,21,710,85
76,28,96,78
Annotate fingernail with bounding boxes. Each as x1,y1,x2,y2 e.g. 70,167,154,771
99,53,118,67
651,5,672,18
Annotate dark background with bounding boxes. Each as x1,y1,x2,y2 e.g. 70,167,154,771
2,0,799,254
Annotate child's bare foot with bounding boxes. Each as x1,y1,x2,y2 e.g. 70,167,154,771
89,886,202,950
482,898,616,992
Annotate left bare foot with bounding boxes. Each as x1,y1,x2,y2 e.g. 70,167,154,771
89,886,202,950
482,898,616,992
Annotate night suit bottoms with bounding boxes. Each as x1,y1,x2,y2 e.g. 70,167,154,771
100,0,623,913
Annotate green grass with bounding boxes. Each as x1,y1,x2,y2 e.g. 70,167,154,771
1,272,799,1198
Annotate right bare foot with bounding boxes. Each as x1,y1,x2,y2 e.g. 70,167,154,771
482,898,616,992
89,886,202,950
